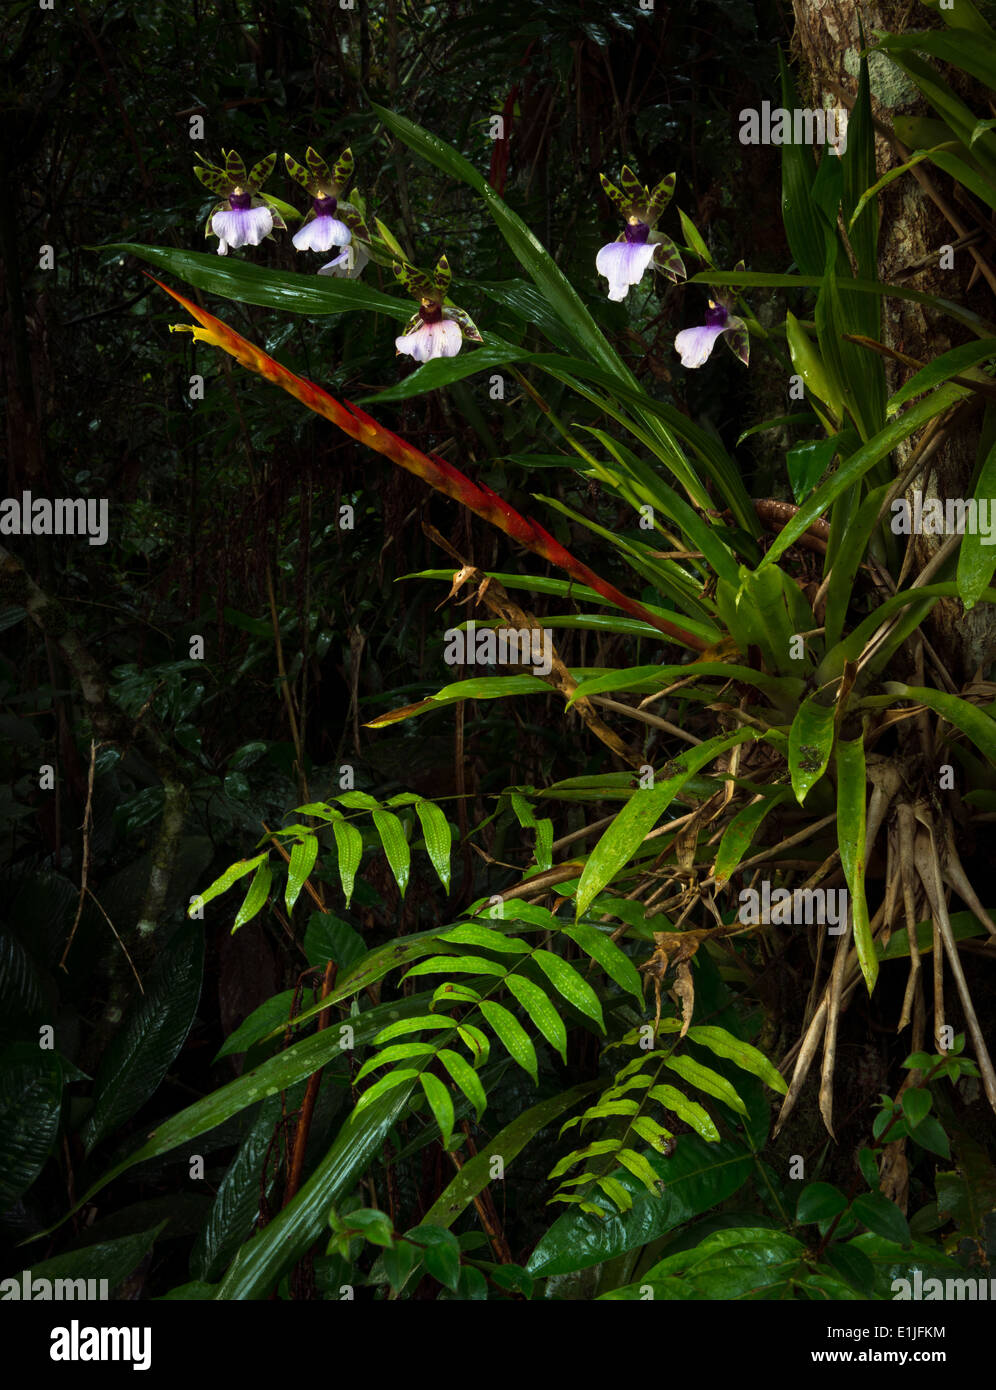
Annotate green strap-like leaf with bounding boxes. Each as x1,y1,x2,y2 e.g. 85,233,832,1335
440,923,531,954
686,1026,788,1094
663,1054,747,1116
532,950,605,1030
354,1067,421,1113
648,1083,720,1141
414,799,452,891
478,1001,539,1083
957,436,996,611
373,1015,458,1044
788,695,837,804
419,1072,455,1149
331,818,362,908
190,852,267,915
371,808,410,896
403,955,508,979
616,1147,661,1194
561,921,643,1002
835,735,877,992
504,975,567,1063
436,1048,488,1120
355,1043,439,1083
284,835,319,914
713,793,786,885
232,862,272,932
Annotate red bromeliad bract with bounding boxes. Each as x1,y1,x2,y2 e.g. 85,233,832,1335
156,275,709,652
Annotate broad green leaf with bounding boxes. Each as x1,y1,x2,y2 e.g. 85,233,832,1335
284,835,318,914
354,1068,421,1113
0,1044,62,1207
373,1016,459,1044
796,1181,848,1222
371,809,410,896
788,696,837,804
786,435,840,503
615,1147,661,1194
560,921,643,1002
407,1225,461,1292
686,1026,788,1094
648,1083,721,1141
232,862,272,932
596,1175,634,1213
630,1114,676,1153
549,1139,623,1179
436,1049,488,1120
355,1042,439,1083
403,955,508,979
505,976,568,1063
457,1023,490,1068
532,950,605,1029
478,1001,539,1083
420,1073,455,1149
663,1055,747,1116
440,923,532,954
190,1098,282,1281
81,921,204,1155
331,819,362,908
11,1225,164,1298
902,1087,932,1129
851,1191,912,1247
835,736,877,992
785,311,841,420
190,852,267,914
303,912,366,972
414,799,452,892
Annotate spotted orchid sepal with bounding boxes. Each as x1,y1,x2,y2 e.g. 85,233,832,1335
393,255,482,364
284,146,370,270
194,150,286,255
674,264,750,369
596,165,686,299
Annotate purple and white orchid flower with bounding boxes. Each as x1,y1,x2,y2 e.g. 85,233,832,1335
285,147,371,275
596,166,686,301
393,255,482,365
193,150,285,255
675,271,750,369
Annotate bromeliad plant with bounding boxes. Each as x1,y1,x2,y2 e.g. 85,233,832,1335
75,44,996,1297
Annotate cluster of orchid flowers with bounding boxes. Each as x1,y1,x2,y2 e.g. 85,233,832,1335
194,147,748,370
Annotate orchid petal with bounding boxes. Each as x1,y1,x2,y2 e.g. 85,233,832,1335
395,320,463,364
595,240,657,301
292,214,352,253
674,323,727,369
211,205,273,249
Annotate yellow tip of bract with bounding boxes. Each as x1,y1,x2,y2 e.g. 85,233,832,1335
170,323,218,348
